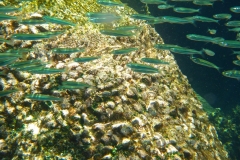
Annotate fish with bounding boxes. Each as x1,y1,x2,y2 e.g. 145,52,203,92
0,14,17,21
52,48,85,54
0,57,19,66
0,6,22,13
141,58,169,64
173,7,200,14
170,47,203,55
19,19,46,25
74,56,100,63
130,68,160,74
190,56,220,71
9,59,43,68
202,48,215,56
233,60,240,66
58,81,91,90
230,6,240,13
130,14,156,21
86,12,121,23
232,51,240,54
228,27,240,32
112,48,138,55
225,21,240,27
208,29,216,35
160,16,195,24
0,38,13,45
140,0,167,4
193,0,213,6
12,33,51,40
218,40,240,48
100,29,136,36
25,94,62,101
127,63,159,73
29,68,65,74
158,4,174,10
0,52,23,58
213,13,232,20
237,55,240,60
97,0,124,6
43,16,76,26
192,16,219,23
222,70,240,79
186,34,215,43
154,44,181,50
0,89,18,97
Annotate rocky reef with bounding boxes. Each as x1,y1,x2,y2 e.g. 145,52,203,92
0,0,229,159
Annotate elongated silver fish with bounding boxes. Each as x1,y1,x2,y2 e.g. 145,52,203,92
25,94,62,101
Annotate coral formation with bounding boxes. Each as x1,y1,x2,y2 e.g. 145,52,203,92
0,0,229,159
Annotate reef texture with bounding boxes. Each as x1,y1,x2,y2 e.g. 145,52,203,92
0,0,229,159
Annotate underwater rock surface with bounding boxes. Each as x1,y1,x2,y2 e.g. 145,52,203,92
0,0,228,159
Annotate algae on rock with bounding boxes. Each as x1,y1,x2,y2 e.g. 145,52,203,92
0,0,229,159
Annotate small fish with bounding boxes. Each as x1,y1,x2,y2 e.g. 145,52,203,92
12,33,51,40
230,6,240,13
74,56,100,63
0,13,17,21
43,16,76,26
208,29,216,35
228,27,240,32
154,44,181,50
202,48,215,56
158,4,174,10
9,59,43,68
130,14,156,21
218,40,240,48
127,63,159,73
193,16,219,23
112,48,138,55
213,13,232,20
0,6,22,13
233,60,240,66
25,94,62,101
225,21,240,27
0,52,22,58
140,0,167,4
86,12,121,23
0,89,18,97
170,47,203,55
141,58,169,64
52,48,85,54
29,68,65,74
58,81,91,90
0,57,18,66
232,51,240,54
100,29,135,37
222,70,240,79
97,0,124,6
173,7,200,14
160,16,194,24
193,0,213,6
186,34,214,43
190,56,220,71
237,55,240,60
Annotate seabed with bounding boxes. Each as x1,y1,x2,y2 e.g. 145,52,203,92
0,0,229,159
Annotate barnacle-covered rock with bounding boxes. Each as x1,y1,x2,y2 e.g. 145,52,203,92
0,0,229,159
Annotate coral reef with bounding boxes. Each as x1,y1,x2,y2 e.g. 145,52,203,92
0,0,229,159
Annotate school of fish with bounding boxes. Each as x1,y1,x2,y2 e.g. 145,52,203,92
0,0,240,101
